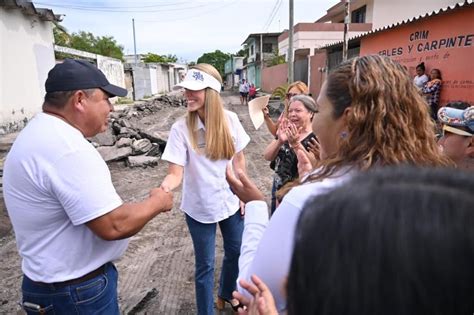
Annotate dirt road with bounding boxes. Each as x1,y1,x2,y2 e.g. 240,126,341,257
0,91,275,314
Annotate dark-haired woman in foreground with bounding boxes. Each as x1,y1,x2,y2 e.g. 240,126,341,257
234,166,474,315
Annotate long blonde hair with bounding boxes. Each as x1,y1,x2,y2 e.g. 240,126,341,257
308,55,452,182
186,63,235,160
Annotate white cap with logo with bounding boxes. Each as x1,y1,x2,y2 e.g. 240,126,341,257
173,69,222,93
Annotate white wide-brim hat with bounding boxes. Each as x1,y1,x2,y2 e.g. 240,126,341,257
248,95,271,130
173,69,222,93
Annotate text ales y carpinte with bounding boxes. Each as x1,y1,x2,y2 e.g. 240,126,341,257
378,30,473,57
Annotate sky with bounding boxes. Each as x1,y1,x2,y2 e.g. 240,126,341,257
33,0,340,63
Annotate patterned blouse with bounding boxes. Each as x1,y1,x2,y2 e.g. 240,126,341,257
422,79,442,107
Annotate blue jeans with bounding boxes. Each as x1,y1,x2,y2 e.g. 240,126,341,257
185,210,244,315
21,262,119,315
270,179,277,215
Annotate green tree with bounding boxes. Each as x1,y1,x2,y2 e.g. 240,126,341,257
235,45,248,57
142,53,178,63
94,36,124,60
69,31,124,60
53,28,124,61
196,50,230,77
53,22,71,46
69,31,96,53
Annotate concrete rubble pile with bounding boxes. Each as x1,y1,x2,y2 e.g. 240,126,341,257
90,93,186,168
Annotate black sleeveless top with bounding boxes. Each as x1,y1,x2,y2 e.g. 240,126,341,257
272,133,316,190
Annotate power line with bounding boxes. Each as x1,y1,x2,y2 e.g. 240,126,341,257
34,1,189,9
262,0,280,31
137,0,239,23
262,0,283,32
34,1,226,13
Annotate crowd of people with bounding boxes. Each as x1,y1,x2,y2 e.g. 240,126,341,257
3,55,473,315
413,61,443,121
239,79,258,105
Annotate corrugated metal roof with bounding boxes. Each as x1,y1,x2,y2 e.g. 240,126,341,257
241,32,282,46
321,0,472,49
0,0,62,22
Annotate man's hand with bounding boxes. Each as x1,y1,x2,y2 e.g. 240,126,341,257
226,164,265,203
150,187,173,213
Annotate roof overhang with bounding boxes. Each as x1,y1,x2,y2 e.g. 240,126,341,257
1,0,62,22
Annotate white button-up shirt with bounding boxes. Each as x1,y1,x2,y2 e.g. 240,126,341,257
162,110,250,223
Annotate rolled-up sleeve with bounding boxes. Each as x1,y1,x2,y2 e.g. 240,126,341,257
162,123,188,166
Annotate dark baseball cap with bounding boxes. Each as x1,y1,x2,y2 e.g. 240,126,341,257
45,59,127,97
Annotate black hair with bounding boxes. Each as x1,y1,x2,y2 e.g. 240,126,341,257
43,89,95,108
446,101,471,110
416,62,425,71
431,68,442,80
287,166,474,315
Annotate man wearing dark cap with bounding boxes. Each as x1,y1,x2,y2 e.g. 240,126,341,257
3,59,173,314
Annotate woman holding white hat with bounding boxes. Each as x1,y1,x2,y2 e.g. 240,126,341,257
160,64,250,314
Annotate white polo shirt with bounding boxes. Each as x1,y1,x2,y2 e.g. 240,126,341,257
162,110,250,223
3,113,128,283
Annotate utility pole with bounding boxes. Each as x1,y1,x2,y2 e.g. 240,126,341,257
342,0,350,61
288,0,294,83
132,18,138,65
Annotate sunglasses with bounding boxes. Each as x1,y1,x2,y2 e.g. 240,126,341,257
286,93,298,99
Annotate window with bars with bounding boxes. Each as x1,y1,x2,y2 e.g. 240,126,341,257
263,43,273,53
351,5,366,23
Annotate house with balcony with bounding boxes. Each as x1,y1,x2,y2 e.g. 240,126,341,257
318,1,473,106
278,0,465,85
224,56,244,88
241,32,281,88
278,22,371,84
316,0,463,29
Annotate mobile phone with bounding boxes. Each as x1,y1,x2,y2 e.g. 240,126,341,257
22,301,42,311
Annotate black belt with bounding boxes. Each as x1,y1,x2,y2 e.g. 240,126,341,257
31,263,108,287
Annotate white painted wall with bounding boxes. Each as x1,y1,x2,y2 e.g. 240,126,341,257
233,57,244,71
324,0,462,29
372,0,463,29
247,39,257,63
168,68,175,90
155,64,170,93
0,8,55,133
96,55,125,90
149,67,158,95
279,30,368,59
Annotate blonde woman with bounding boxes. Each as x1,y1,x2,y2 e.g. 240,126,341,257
227,55,452,313
160,64,250,314
263,81,309,137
